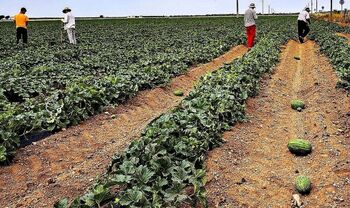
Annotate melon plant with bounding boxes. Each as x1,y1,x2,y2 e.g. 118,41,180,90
0,17,250,162
0,146,7,162
173,89,184,96
60,23,297,207
295,175,312,194
291,100,305,111
288,138,312,155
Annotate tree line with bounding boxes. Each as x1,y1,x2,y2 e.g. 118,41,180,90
0,15,11,20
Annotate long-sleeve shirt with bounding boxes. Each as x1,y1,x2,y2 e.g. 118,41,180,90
62,12,75,30
244,8,258,27
297,10,310,24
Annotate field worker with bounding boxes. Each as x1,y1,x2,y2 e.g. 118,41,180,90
14,7,29,44
244,3,258,49
62,7,77,44
297,7,311,43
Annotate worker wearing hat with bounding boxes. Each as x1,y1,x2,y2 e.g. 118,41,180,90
244,3,258,49
297,7,311,43
14,7,29,44
62,7,77,44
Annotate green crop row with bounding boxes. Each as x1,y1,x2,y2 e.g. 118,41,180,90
0,17,247,162
310,20,350,91
0,17,290,163
56,17,296,208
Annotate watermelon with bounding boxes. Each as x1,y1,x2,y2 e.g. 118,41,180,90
173,89,184,96
288,139,312,155
294,56,301,60
295,175,312,194
291,100,305,111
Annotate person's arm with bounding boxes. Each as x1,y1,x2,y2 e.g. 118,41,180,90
13,15,16,25
306,12,311,24
26,16,29,27
62,14,68,23
254,10,258,19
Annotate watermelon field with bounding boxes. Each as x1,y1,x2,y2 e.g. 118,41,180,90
0,16,350,207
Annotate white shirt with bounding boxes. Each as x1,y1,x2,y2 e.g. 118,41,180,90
244,8,258,27
297,10,310,23
62,12,75,30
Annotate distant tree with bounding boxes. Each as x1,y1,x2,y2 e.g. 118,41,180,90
322,6,325,11
100,15,104,18
0,15,5,20
5,15,10,20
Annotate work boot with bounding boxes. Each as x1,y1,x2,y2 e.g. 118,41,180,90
299,36,304,43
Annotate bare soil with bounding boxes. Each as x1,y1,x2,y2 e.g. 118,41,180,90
335,22,350,27
0,45,247,208
206,41,350,207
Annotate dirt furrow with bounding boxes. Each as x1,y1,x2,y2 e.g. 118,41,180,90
0,45,247,208
206,40,350,208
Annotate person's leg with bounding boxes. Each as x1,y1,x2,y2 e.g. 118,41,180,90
16,28,21,44
67,29,73,44
71,29,77,44
247,26,254,48
251,25,256,47
23,28,28,44
297,21,304,43
303,25,310,38
246,27,250,48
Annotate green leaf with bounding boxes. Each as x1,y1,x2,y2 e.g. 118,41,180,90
120,187,144,206
54,198,68,208
80,185,111,207
136,165,155,184
120,161,136,175
0,146,7,162
105,174,132,187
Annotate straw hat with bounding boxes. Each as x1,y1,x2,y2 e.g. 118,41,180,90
249,3,256,8
62,7,71,13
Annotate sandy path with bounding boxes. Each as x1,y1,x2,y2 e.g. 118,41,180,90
206,41,350,207
0,45,247,208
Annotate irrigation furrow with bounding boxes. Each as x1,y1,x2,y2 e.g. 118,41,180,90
206,41,350,207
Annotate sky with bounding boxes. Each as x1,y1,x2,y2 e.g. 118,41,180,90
0,0,349,17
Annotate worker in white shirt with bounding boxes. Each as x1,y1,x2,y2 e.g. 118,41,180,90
244,3,258,49
62,7,76,44
297,7,311,43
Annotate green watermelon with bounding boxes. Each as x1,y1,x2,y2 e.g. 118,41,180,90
295,175,312,194
288,139,312,155
173,89,184,96
291,100,305,111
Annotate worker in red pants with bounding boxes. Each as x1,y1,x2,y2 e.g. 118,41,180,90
244,3,258,49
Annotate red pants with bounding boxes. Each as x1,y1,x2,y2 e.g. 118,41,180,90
246,25,256,48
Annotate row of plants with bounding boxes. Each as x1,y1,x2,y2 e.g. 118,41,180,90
56,18,296,207
0,17,291,162
0,17,247,162
310,20,350,91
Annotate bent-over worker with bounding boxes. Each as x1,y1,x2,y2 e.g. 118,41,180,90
297,7,311,43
